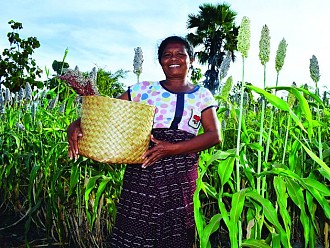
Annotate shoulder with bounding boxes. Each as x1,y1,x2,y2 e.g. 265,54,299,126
129,81,160,91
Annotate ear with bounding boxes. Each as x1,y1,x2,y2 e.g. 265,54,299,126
189,57,194,67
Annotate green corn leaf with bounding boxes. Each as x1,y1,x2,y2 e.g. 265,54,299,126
246,85,306,133
246,190,288,245
301,178,330,196
230,189,247,246
201,214,222,248
292,133,330,180
194,178,205,237
247,85,290,111
209,148,236,165
306,191,318,240
247,142,264,152
203,182,218,199
285,178,310,245
300,181,330,219
271,85,324,107
68,163,80,197
282,87,313,138
28,164,41,203
92,176,111,224
218,200,234,246
273,176,291,237
271,233,281,248
84,175,102,226
218,155,235,187
288,140,300,171
242,239,272,248
85,175,102,200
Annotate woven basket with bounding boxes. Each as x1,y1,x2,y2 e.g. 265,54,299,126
78,96,155,164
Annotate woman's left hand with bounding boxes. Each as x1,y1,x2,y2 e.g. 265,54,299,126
141,135,175,168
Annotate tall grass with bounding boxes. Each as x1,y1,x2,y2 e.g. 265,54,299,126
0,80,125,247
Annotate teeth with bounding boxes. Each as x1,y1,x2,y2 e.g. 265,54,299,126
169,65,180,68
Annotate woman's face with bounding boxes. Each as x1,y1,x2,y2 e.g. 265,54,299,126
160,42,192,80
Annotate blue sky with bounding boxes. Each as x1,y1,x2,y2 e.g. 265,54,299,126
1,0,329,92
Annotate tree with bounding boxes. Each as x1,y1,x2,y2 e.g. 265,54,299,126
95,68,127,98
0,20,43,92
186,3,239,93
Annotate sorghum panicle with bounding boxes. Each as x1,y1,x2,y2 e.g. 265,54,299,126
18,88,25,102
0,91,4,105
259,24,271,65
220,76,233,102
133,47,144,77
275,38,288,73
0,92,4,114
5,88,12,104
48,94,59,110
237,16,251,58
59,102,66,114
59,68,99,96
16,122,25,131
25,82,33,101
31,102,37,121
309,55,320,84
219,52,231,80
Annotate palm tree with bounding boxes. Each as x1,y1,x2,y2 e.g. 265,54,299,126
186,3,239,93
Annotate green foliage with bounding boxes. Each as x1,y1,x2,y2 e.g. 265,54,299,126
0,86,125,247
95,68,126,97
0,20,43,92
52,60,70,75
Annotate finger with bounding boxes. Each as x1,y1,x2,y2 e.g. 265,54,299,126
68,149,73,160
142,152,159,168
73,129,82,155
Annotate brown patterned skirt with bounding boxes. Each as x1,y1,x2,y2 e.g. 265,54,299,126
109,128,199,248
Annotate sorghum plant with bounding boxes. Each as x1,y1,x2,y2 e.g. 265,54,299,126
133,47,143,83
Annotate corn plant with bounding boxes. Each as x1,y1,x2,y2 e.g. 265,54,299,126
194,17,330,248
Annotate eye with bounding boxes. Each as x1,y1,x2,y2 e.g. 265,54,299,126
162,53,171,58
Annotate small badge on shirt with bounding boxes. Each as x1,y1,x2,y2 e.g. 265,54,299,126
188,109,201,129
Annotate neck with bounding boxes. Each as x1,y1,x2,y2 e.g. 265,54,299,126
162,78,194,92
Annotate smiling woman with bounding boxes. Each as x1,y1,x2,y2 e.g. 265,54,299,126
67,35,220,248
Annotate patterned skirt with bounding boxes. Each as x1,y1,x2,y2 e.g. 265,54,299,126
109,128,199,248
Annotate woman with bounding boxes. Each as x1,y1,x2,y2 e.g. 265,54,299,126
67,36,220,247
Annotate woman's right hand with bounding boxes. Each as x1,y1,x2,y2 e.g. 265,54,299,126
67,118,82,160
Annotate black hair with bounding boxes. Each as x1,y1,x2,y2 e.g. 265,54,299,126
157,36,194,64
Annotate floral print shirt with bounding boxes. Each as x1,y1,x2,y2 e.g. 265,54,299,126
128,81,218,135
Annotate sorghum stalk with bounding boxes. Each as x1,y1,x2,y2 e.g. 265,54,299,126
257,24,270,196
309,55,322,160
133,47,144,83
275,38,288,87
236,16,250,192
235,16,250,248
309,55,320,94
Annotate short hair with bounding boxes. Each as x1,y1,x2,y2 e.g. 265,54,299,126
157,36,194,64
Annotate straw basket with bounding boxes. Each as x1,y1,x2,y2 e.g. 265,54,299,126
78,96,155,164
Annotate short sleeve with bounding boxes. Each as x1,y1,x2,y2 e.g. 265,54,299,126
199,87,218,112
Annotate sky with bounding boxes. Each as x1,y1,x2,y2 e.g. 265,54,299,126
0,0,329,92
